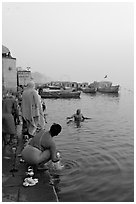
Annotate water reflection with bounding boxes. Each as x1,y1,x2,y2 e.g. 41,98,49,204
75,120,81,128
49,173,61,193
99,92,119,97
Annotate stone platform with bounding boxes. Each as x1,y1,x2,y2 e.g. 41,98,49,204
2,125,59,202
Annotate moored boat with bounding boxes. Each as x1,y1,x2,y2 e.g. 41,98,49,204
39,89,81,99
82,87,97,93
97,85,119,93
93,81,120,93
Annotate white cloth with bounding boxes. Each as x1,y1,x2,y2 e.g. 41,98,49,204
22,87,45,135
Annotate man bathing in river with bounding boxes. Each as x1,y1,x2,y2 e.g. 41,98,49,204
67,109,91,123
21,123,62,168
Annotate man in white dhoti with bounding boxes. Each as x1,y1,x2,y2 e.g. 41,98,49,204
22,81,45,137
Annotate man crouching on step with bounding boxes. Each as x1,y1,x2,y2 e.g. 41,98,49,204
21,123,62,170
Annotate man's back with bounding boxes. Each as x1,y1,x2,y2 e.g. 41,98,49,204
2,97,15,114
22,88,41,120
29,129,55,152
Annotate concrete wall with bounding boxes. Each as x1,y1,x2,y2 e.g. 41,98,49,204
2,57,17,92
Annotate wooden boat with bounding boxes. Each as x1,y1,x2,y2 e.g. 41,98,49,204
40,89,81,99
82,87,97,93
93,81,120,93
47,85,61,90
97,85,119,93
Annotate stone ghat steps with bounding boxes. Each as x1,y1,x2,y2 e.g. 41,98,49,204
2,124,59,202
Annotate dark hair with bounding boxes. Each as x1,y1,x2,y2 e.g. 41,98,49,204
76,109,81,115
50,123,62,136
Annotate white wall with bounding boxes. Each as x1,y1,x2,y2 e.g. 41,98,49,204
2,57,17,92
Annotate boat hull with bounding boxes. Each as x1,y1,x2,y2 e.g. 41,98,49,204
97,85,119,93
82,87,96,93
48,86,61,90
40,90,81,99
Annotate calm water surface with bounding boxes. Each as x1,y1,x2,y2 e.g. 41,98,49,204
44,88,134,202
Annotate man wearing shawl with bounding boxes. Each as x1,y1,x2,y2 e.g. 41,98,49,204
22,81,45,137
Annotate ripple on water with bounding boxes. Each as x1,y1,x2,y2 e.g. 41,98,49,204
84,150,122,177
61,159,80,174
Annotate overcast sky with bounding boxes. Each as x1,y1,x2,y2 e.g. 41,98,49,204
2,2,134,89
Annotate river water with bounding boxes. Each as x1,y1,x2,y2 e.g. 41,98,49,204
43,87,134,202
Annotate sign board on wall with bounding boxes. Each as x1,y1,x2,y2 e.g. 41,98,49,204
18,71,31,86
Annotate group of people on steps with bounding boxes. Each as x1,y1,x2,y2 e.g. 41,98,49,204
3,80,91,170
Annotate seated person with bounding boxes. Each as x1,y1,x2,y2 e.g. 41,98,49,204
21,123,62,167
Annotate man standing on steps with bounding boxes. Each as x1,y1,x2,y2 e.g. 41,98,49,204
22,81,45,138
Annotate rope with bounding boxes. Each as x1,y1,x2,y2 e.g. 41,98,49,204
52,185,59,202
47,170,59,202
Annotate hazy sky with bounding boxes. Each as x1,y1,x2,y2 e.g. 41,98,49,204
2,2,134,89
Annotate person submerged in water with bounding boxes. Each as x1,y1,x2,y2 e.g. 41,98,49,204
66,109,91,124
21,123,62,168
